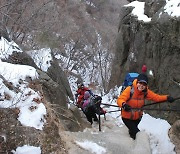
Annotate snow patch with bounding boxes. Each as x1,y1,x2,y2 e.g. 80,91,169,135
124,1,151,22
12,145,41,154
0,37,22,59
164,0,180,17
27,48,52,72
76,140,106,154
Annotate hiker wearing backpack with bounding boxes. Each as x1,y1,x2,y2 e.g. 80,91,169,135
117,73,174,140
141,64,147,74
75,83,93,108
82,91,106,124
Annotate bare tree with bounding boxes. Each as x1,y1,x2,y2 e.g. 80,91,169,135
0,0,57,46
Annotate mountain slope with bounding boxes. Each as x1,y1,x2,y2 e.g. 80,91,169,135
63,115,151,154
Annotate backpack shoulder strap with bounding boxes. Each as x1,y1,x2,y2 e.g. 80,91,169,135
144,90,147,99
126,85,134,102
130,86,134,98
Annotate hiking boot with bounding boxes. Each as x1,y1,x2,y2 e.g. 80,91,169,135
129,130,136,140
94,117,99,122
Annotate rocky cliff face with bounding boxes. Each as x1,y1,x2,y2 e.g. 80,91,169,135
0,41,90,153
109,0,180,123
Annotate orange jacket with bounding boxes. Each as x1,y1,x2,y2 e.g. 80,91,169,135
117,79,168,120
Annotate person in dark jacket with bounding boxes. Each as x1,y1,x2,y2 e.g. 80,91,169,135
117,73,174,139
82,91,106,124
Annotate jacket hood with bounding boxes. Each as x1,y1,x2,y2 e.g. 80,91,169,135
84,91,90,99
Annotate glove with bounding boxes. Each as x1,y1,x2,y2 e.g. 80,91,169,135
122,103,131,111
167,96,174,103
100,108,106,115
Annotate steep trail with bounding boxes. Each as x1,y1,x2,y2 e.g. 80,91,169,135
63,115,151,154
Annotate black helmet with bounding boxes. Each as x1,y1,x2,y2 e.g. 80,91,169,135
137,74,148,84
78,83,84,88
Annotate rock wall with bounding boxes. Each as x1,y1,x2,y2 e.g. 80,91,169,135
109,0,180,123
0,44,91,152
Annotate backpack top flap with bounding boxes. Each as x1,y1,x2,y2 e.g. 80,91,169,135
124,73,139,86
121,72,139,94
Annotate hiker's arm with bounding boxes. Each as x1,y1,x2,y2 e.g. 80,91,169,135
117,87,131,107
88,90,95,97
146,89,168,102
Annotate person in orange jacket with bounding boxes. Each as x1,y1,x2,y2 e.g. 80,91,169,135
117,73,174,139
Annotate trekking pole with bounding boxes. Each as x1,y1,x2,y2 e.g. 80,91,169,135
98,106,101,132
107,109,121,113
144,96,180,107
106,107,180,113
101,103,119,108
132,107,180,112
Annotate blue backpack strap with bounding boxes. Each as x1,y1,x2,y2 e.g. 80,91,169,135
121,72,139,94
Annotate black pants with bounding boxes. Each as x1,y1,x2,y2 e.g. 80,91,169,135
122,117,141,140
84,106,98,124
